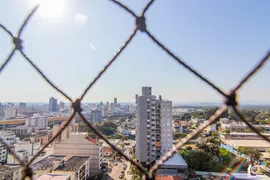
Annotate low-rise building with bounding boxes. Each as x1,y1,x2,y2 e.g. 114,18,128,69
7,150,28,165
156,152,188,179
37,174,71,180
0,130,18,145
220,132,270,140
54,133,102,175
52,156,90,180
33,155,90,180
221,139,270,153
33,155,66,179
14,139,40,156
25,114,48,130
0,165,22,180
0,143,7,163
221,121,270,133
7,126,34,136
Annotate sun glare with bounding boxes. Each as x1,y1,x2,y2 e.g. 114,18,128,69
28,0,66,19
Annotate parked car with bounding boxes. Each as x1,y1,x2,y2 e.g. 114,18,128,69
114,162,118,166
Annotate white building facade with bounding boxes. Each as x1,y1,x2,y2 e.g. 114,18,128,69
25,113,48,130
0,143,7,163
136,87,173,165
54,133,102,175
4,107,17,119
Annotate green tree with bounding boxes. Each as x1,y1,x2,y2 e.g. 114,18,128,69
181,150,211,171
174,132,187,139
196,138,220,157
219,148,232,165
113,133,123,139
207,160,225,172
237,147,261,165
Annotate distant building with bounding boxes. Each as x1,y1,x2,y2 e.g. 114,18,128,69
0,103,4,117
54,133,102,174
4,107,17,119
114,97,117,108
19,102,26,108
136,87,173,165
7,126,34,136
59,102,65,110
90,109,102,123
109,103,114,111
25,114,48,130
49,97,58,112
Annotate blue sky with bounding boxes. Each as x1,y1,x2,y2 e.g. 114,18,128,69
0,0,269,104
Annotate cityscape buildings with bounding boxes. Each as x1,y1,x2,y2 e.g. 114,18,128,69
49,97,58,112
114,97,117,109
19,102,26,108
135,87,173,165
4,106,17,119
25,113,48,131
90,109,103,123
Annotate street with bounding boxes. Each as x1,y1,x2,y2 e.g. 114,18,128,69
103,140,136,180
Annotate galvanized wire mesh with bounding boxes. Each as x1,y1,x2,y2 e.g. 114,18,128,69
0,0,270,179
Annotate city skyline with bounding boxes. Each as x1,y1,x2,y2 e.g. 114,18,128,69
0,0,270,103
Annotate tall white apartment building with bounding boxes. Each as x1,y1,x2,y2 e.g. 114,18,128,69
136,87,173,165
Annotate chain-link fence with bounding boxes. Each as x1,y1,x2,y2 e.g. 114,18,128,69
0,0,270,179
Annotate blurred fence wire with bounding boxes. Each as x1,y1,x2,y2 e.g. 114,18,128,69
0,0,270,179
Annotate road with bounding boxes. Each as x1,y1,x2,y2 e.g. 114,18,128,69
103,140,136,180
107,161,124,179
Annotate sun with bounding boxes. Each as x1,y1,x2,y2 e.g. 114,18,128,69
28,0,66,19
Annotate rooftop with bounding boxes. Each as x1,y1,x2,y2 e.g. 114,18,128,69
155,176,183,180
224,140,270,148
54,156,90,171
224,132,270,136
103,147,113,154
159,152,187,169
33,155,65,171
0,165,20,174
37,174,71,180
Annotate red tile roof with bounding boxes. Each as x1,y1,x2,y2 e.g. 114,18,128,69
103,147,113,153
86,136,97,145
155,176,183,180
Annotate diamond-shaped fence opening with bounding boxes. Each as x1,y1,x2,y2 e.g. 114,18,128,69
0,0,270,179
